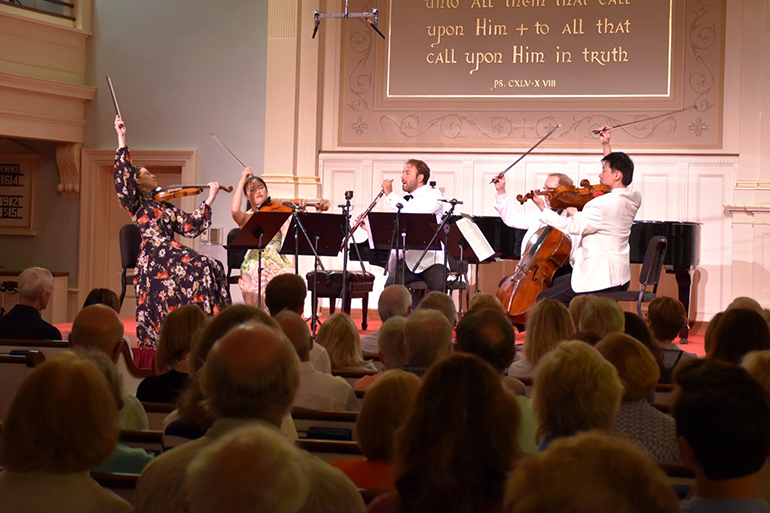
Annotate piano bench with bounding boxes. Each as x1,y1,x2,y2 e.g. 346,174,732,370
306,271,375,330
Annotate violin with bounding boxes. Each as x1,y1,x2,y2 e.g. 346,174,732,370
153,184,234,201
257,198,330,213
516,179,609,211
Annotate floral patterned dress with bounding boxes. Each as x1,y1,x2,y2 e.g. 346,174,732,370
114,147,231,347
238,213,293,306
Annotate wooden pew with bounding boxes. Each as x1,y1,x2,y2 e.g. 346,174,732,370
0,349,46,418
117,339,153,396
332,368,377,389
119,429,164,455
292,406,358,441
295,439,364,463
141,401,176,431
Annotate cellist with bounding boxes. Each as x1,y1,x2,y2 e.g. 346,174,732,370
527,127,642,305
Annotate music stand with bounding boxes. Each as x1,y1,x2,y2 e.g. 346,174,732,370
281,212,346,333
228,211,291,309
366,212,442,285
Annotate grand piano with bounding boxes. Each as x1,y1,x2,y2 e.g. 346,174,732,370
350,217,701,339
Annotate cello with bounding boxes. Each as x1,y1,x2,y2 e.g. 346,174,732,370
495,180,608,322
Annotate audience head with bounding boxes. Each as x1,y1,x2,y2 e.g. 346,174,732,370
707,307,770,364
275,310,312,362
467,292,505,314
395,353,520,513
742,350,770,394
646,296,687,343
82,287,121,313
74,347,125,410
534,341,622,442
378,285,412,322
456,308,516,374
623,311,663,370
568,294,595,328
578,297,625,337
416,291,457,327
703,311,724,355
200,323,300,427
673,358,770,480
601,152,635,186
264,274,307,315
378,316,408,370
356,369,421,462
0,352,119,472
185,425,309,513
404,309,453,369
727,296,763,314
504,431,679,513
156,304,205,373
17,266,53,310
315,313,365,369
69,304,125,364
596,333,660,401
569,330,602,346
523,299,574,366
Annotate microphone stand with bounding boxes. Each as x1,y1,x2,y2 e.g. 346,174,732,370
339,191,354,313
411,198,463,293
287,206,325,335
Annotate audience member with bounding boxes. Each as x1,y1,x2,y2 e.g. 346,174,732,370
360,285,411,354
568,293,596,329
69,304,148,430
264,273,331,373
646,296,697,379
467,292,506,314
402,309,452,377
742,350,770,504
569,330,601,346
416,290,457,327
167,304,296,443
504,431,679,513
276,310,358,411
509,298,574,378
533,341,622,450
727,296,764,314
673,359,770,513
82,287,121,312
708,307,770,364
137,323,365,513
355,316,407,391
703,311,724,355
0,353,132,513
596,333,681,463
368,354,520,513
332,370,421,491
624,311,667,383
316,313,376,371
455,308,538,453
0,266,62,340
578,296,625,337
136,304,204,403
184,425,309,513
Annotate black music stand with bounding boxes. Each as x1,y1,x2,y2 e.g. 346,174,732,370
445,219,501,308
281,212,346,334
366,212,442,285
228,211,291,309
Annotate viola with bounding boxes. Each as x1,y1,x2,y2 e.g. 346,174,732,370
257,199,330,213
516,179,609,211
153,184,234,201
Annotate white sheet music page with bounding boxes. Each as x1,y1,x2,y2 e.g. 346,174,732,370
456,215,496,263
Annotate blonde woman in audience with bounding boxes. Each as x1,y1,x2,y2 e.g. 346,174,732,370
577,296,625,337
368,353,521,513
741,350,770,505
508,298,574,378
504,431,679,513
467,292,505,314
332,370,421,491
316,313,376,371
596,333,682,463
137,304,205,404
567,293,596,329
533,341,622,450
0,352,133,512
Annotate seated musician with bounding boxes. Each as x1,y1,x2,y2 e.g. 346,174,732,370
381,159,447,296
528,127,642,305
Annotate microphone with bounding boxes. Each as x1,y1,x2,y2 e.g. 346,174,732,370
438,199,463,205
396,203,404,210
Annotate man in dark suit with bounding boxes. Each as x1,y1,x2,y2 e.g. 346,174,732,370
0,267,62,340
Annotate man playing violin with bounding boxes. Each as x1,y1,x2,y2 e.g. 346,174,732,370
528,127,642,305
381,159,448,299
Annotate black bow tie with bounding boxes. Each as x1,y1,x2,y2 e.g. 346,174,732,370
404,194,413,201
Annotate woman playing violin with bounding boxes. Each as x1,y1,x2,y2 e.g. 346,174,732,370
231,167,300,306
113,116,231,348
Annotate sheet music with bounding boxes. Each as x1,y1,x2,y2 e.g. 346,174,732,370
456,215,496,262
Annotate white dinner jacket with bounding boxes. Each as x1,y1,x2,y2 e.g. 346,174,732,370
539,187,642,293
385,184,444,273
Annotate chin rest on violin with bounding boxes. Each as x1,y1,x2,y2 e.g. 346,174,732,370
516,179,609,211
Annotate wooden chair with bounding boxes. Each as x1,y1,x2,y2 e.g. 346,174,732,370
0,349,45,418
118,224,142,308
292,406,358,441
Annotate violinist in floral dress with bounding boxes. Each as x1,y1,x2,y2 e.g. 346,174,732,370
113,116,231,348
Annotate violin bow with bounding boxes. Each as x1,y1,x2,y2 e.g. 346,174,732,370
106,76,123,120
491,124,561,184
590,106,696,135
211,133,248,169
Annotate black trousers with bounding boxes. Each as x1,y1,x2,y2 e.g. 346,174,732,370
537,272,629,306
385,263,447,308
